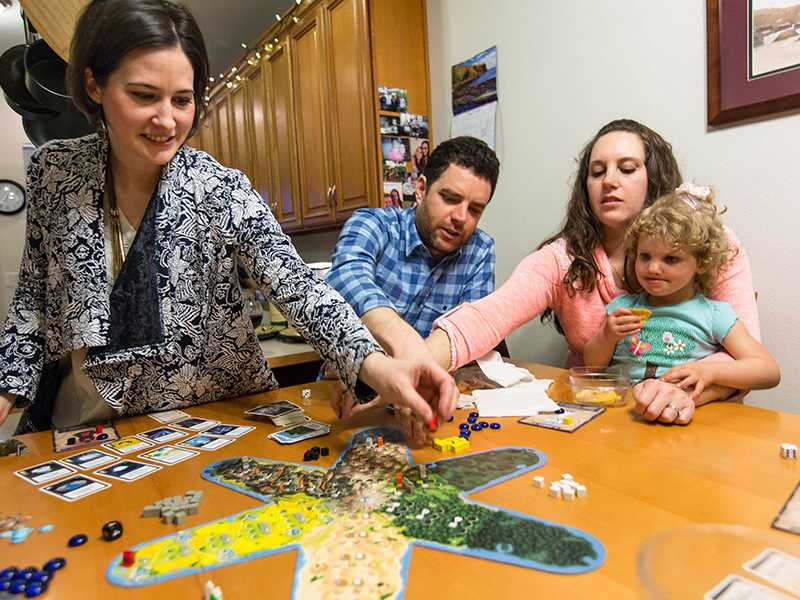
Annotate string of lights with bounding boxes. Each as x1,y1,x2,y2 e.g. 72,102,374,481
203,0,304,103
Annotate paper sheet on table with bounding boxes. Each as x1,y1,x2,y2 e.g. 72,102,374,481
476,350,534,387
451,101,497,149
472,382,558,417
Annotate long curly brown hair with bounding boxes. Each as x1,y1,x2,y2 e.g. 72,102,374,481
539,119,682,329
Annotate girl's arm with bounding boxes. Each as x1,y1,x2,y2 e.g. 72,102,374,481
583,308,641,367
661,321,780,398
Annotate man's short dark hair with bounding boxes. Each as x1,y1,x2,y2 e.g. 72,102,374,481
67,0,209,137
422,136,500,199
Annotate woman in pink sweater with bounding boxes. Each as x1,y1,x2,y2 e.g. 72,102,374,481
429,119,759,425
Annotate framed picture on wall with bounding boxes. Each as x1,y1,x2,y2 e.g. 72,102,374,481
707,0,800,125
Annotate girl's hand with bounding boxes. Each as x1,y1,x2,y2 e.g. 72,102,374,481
661,363,718,400
604,309,642,341
633,379,695,425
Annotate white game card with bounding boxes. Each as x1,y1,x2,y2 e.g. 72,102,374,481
14,461,76,485
176,434,234,452
39,475,111,502
744,548,800,596
136,426,187,444
61,449,118,470
102,436,154,455
149,410,191,424
94,460,162,482
172,417,221,432
705,574,795,599
205,424,255,438
138,445,199,465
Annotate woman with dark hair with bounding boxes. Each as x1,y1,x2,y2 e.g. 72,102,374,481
428,119,759,425
0,0,455,433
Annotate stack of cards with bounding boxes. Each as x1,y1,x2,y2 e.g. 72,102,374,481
268,420,331,444
246,401,308,427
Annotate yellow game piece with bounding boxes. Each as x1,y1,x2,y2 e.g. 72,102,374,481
433,438,448,452
451,437,470,454
629,307,652,324
562,416,573,425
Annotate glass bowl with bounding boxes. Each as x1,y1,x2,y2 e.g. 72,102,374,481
568,366,631,407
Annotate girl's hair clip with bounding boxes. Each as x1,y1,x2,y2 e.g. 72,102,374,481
675,182,711,208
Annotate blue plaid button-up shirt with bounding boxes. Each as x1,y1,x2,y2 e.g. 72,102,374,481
326,207,495,337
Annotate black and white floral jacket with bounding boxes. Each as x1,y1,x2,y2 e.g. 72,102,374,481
0,134,381,433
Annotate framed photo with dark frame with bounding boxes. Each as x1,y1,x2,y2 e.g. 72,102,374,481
707,0,800,126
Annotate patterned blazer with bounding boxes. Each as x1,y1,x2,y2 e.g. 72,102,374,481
0,134,381,433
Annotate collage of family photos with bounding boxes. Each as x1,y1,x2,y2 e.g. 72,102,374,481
377,85,430,209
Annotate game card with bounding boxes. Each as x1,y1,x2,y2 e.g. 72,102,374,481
102,436,154,455
173,417,221,432
176,434,234,452
136,426,187,444
14,460,76,485
94,460,162,482
705,574,794,599
149,409,191,424
205,424,254,438
61,449,118,470
518,402,606,433
138,445,199,466
268,420,330,444
744,548,800,596
245,401,303,418
39,475,110,502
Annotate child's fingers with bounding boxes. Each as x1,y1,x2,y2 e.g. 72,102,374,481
691,380,706,400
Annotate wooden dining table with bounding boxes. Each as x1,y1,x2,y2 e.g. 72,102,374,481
1,363,799,599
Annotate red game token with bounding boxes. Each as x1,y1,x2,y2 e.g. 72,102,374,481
121,549,135,568
395,472,403,488
95,424,103,435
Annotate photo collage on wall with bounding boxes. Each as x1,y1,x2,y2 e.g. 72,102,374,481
377,86,430,209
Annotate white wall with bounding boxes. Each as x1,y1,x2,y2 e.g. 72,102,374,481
0,1,30,324
426,0,799,413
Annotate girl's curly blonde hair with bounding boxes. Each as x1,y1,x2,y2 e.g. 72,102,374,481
624,185,737,295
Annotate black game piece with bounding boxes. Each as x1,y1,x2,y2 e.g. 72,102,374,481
320,447,329,456
447,415,454,422
468,411,479,419
101,521,123,542
67,534,87,547
66,437,76,446
555,408,565,414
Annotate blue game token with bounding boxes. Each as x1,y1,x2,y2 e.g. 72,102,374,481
468,411,479,418
0,580,10,592
67,534,87,547
459,431,470,439
30,572,50,584
467,416,477,424
470,424,481,431
24,581,47,597
9,579,27,594
479,421,489,428
17,567,36,581
458,423,469,430
489,422,501,430
43,558,66,572
0,567,17,580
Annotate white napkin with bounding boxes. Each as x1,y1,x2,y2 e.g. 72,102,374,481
476,351,535,387
472,381,559,417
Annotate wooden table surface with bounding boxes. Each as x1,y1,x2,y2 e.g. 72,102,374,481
2,363,799,599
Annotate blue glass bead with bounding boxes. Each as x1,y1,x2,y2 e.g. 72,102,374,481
24,581,47,597
10,579,27,594
67,534,87,547
467,416,477,424
470,424,481,431
479,421,489,428
459,423,469,430
30,572,50,584
0,580,10,592
489,422,501,430
0,567,18,580
468,412,479,418
43,558,66,572
17,568,36,581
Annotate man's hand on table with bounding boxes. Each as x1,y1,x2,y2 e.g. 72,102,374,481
633,379,695,425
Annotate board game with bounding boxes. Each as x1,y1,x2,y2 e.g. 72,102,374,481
106,427,604,598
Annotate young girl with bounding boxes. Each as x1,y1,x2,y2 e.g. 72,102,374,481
584,183,780,401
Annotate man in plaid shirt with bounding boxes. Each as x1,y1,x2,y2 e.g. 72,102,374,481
327,136,499,364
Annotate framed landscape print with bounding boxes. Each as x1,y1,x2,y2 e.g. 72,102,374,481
707,0,800,125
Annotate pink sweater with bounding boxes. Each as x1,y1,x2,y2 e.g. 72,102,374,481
434,230,760,370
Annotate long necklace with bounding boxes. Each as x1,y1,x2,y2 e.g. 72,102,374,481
105,163,126,279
